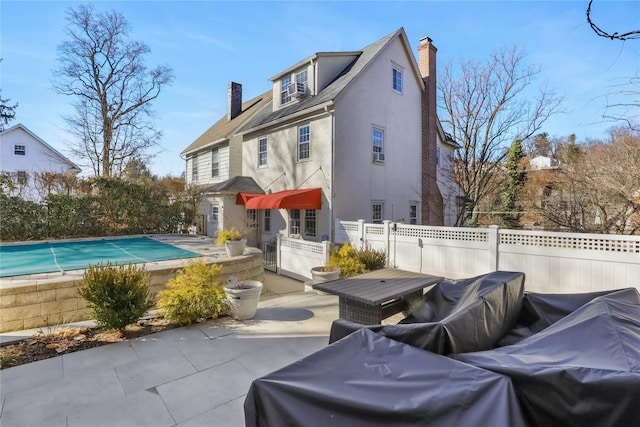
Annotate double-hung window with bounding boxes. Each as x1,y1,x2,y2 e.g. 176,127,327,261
211,147,219,178
304,210,316,237
290,209,301,235
258,137,268,167
295,69,308,94
392,67,403,93
372,203,384,224
191,154,198,181
16,171,27,185
14,145,26,156
281,75,292,104
298,125,310,161
263,209,271,232
247,209,258,229
409,204,418,225
372,128,384,163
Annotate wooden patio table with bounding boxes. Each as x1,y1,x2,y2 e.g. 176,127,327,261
313,268,444,324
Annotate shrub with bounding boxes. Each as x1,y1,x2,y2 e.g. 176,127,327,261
78,263,154,333
327,243,387,278
357,245,387,271
156,261,230,325
327,244,366,278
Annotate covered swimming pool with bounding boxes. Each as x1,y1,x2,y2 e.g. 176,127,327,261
0,236,201,278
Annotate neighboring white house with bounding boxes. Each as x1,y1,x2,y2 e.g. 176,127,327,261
183,28,463,244
530,155,561,170
0,123,81,201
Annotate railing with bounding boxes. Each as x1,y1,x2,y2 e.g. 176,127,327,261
262,239,277,272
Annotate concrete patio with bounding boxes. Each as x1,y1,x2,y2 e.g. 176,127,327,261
0,273,338,427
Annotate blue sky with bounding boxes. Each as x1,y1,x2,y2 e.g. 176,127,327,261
2,0,638,177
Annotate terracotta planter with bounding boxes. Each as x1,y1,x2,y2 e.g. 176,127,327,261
311,266,341,284
224,238,246,257
224,280,263,320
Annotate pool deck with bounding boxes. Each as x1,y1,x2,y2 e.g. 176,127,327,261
0,272,339,427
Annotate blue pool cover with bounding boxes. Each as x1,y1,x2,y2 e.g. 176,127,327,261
0,237,201,277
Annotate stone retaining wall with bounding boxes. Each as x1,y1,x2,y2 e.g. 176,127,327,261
0,250,265,333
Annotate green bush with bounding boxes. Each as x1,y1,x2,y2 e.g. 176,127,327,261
357,245,387,271
156,261,230,325
78,263,154,332
327,243,387,278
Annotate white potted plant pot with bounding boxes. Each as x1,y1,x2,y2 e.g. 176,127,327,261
225,238,246,257
311,266,341,284
224,279,263,320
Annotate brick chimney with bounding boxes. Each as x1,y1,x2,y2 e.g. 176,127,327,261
417,37,444,225
228,82,242,121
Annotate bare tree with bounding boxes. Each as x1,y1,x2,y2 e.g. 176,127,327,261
534,127,640,234
600,74,640,132
586,1,639,131
439,46,563,226
587,0,640,41
53,4,173,177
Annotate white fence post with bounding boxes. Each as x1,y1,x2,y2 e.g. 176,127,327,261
383,220,392,265
322,240,331,264
488,225,499,271
357,219,366,250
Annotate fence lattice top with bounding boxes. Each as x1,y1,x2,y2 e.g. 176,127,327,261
500,231,640,253
395,226,489,243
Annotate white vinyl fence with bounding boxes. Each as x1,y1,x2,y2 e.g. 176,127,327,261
276,235,330,282
272,219,639,293
333,219,640,294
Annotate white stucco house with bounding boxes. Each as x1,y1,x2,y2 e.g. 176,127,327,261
183,28,462,245
0,123,81,201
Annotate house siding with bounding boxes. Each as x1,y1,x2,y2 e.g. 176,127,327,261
333,35,423,224
186,143,231,186
242,112,333,241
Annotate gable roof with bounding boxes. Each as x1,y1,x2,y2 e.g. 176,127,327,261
238,28,422,135
0,123,81,172
181,90,273,156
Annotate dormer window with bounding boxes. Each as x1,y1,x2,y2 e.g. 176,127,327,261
295,69,308,94
281,76,292,104
280,69,308,105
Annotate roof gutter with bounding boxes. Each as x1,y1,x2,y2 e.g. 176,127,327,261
180,137,229,157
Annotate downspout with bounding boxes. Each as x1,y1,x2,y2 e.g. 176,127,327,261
312,58,317,96
327,105,335,242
